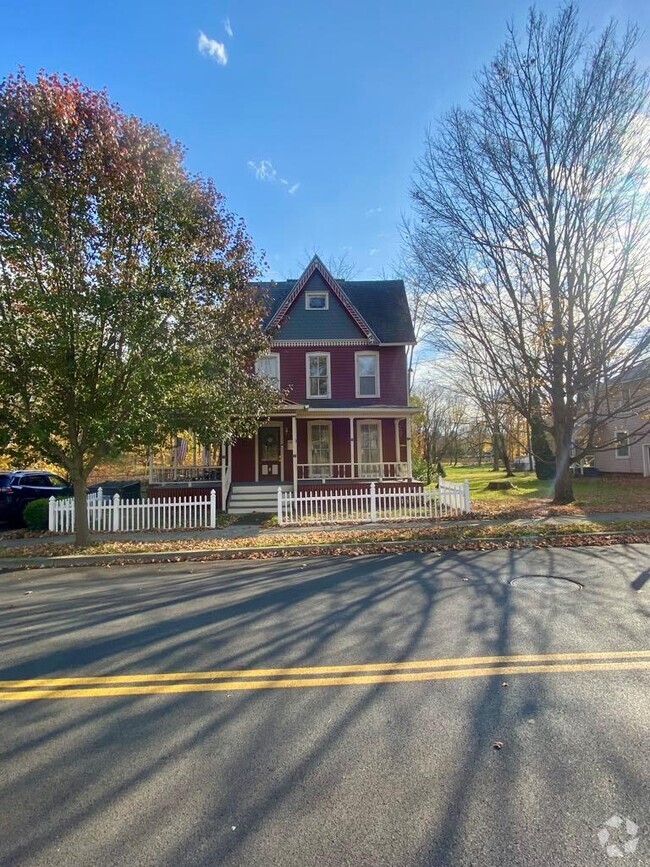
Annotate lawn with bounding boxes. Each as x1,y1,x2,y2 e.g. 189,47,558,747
440,464,650,517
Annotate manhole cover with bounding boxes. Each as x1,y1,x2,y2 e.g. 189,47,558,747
509,575,582,593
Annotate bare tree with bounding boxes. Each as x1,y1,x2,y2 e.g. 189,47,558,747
297,248,359,280
395,234,434,395
412,379,470,481
408,4,650,502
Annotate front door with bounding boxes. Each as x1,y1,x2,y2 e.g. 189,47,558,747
258,425,281,481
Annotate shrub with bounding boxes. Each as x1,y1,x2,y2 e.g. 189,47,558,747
22,498,50,531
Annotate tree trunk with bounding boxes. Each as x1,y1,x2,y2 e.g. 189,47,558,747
491,431,499,471
71,465,90,546
500,434,515,477
552,419,575,504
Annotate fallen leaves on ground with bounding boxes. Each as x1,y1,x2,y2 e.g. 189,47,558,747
2,519,650,562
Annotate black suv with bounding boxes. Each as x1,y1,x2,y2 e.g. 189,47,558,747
0,470,72,526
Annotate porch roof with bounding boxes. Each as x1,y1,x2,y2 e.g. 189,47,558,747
271,404,419,418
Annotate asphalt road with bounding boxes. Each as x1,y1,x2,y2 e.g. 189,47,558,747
1,546,648,867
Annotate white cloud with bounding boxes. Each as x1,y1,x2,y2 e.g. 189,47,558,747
224,16,234,38
369,248,379,256
198,31,228,65
248,159,277,181
365,207,383,216
248,159,300,194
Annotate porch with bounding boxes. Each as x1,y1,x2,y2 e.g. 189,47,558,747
230,412,415,489
145,409,417,513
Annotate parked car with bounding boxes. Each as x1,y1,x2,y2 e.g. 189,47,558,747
0,470,72,527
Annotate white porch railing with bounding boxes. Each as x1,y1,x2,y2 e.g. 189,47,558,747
297,462,410,480
148,465,222,483
48,488,218,533
277,478,470,525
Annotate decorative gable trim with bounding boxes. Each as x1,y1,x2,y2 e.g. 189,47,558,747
266,256,379,342
271,338,371,347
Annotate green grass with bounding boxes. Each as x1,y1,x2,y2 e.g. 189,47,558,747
438,464,650,515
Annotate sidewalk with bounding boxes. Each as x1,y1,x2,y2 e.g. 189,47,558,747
1,510,649,551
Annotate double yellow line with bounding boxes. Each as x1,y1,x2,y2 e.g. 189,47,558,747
1,650,649,701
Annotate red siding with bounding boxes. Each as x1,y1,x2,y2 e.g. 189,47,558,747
148,485,222,509
277,346,408,405
232,437,256,482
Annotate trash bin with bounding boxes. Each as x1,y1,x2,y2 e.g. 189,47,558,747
88,480,141,500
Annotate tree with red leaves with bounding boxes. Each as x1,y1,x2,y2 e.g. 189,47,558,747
0,70,278,545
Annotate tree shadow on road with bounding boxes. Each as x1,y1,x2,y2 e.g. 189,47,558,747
0,546,648,865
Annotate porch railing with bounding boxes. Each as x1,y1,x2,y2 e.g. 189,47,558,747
297,462,410,481
149,465,222,484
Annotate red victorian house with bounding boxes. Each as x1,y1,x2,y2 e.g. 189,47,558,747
222,256,419,513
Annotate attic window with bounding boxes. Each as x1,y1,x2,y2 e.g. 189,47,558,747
305,291,329,310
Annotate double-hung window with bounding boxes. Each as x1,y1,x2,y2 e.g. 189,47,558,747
306,353,331,398
357,420,382,477
308,422,332,478
355,351,380,398
255,354,280,389
615,430,630,458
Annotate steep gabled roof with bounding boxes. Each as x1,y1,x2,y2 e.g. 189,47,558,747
265,256,377,341
255,257,416,345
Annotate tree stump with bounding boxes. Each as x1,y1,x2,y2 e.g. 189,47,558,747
486,480,516,491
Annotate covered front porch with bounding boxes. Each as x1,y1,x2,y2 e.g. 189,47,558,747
230,408,416,492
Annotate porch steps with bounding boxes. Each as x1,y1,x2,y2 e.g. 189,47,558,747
227,483,291,514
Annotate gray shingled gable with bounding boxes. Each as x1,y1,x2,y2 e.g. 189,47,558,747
271,272,366,340
255,277,415,344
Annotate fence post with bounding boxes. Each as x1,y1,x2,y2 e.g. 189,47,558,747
370,481,377,522
277,487,283,526
48,496,56,531
209,489,217,528
463,480,470,513
112,493,121,532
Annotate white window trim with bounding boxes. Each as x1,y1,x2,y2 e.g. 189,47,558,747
355,350,380,398
356,418,383,477
255,352,281,389
305,291,329,310
306,352,331,399
307,420,333,478
614,429,630,459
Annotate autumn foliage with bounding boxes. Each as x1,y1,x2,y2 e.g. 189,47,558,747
0,70,278,544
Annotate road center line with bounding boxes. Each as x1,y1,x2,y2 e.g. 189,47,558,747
0,654,648,700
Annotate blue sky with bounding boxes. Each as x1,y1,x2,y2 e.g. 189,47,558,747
2,1,650,280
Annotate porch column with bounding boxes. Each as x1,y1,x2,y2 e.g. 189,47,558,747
292,415,298,495
221,442,227,483
394,419,400,476
406,416,413,479
349,416,355,479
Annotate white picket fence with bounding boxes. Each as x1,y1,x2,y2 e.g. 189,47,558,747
48,488,218,534
277,478,470,526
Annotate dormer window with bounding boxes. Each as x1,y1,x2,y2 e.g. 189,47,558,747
305,291,329,310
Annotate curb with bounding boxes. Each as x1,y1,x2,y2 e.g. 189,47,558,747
1,530,649,573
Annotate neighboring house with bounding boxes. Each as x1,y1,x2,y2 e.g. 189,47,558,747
592,363,650,477
223,256,419,512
